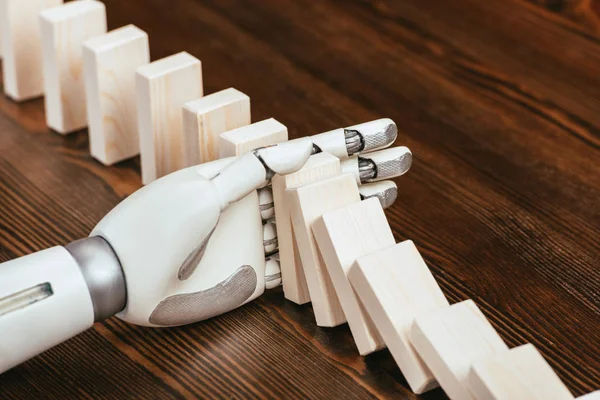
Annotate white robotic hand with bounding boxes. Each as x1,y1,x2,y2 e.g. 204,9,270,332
90,140,315,328
0,140,312,373
0,118,412,374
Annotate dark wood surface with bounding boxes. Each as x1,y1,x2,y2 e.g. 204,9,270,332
1,0,599,398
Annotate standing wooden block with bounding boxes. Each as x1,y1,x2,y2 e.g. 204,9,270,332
348,240,449,392
311,198,390,355
83,25,150,165
182,87,250,164
411,300,509,400
272,153,341,305
219,118,287,158
288,173,361,327
136,52,203,184
39,0,107,134
468,343,574,400
0,0,64,101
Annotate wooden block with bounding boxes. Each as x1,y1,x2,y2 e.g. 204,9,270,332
578,392,600,400
287,173,361,327
219,118,287,158
468,343,574,400
136,52,203,184
0,0,64,101
182,87,250,163
39,0,107,134
83,25,150,165
311,198,390,355
410,300,509,400
272,153,341,305
348,240,449,392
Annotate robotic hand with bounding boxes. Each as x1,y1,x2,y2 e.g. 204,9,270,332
0,119,411,374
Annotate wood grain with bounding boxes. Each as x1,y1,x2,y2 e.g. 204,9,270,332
468,343,575,399
83,24,150,165
136,51,203,184
0,0,64,101
0,0,598,398
40,0,107,134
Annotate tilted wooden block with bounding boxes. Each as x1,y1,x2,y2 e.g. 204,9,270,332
578,391,600,400
348,240,449,392
136,52,203,184
40,0,107,134
219,118,287,158
83,25,150,165
311,198,391,355
272,153,341,305
1,0,64,101
288,173,362,327
411,300,509,400
468,343,574,400
182,88,250,163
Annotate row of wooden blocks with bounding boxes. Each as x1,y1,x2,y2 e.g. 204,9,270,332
0,0,262,184
276,168,596,399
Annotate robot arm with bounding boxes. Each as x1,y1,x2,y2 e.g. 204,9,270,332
0,140,313,374
0,118,412,374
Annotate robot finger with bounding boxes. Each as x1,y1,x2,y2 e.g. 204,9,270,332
340,146,412,185
211,138,313,211
258,186,275,221
359,180,398,210
264,254,282,290
263,220,278,255
309,118,398,159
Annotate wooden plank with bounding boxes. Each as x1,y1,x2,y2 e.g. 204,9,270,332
348,240,449,392
40,0,107,134
136,52,203,184
83,25,149,165
410,300,509,400
272,152,340,305
468,343,574,400
182,87,250,163
311,197,391,354
219,118,287,158
287,173,361,327
0,0,64,101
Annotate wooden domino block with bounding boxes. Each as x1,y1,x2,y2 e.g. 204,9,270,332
410,300,509,400
0,0,64,101
40,0,107,134
311,198,390,355
468,343,574,400
83,25,150,165
287,173,361,327
219,118,287,158
182,88,250,163
347,240,449,392
136,52,203,184
578,392,600,400
272,153,341,305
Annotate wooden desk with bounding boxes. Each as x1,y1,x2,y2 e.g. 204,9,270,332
0,0,598,398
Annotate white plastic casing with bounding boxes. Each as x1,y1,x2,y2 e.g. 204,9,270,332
92,160,266,327
0,247,94,373
311,128,349,159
